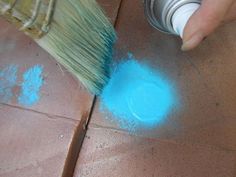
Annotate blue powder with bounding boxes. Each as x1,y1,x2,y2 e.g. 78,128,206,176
0,65,18,103
18,65,44,106
100,54,175,131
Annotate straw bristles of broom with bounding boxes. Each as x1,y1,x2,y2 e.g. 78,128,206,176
36,0,116,95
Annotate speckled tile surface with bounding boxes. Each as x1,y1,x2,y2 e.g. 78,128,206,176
97,0,121,23
73,0,236,176
0,1,121,177
0,0,121,120
0,18,93,120
74,128,236,177
0,104,77,177
1,0,236,176
89,0,236,152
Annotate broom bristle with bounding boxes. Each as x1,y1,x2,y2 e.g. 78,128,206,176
36,0,116,95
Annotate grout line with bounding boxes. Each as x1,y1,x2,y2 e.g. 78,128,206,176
89,122,127,132
0,103,78,122
62,97,97,177
62,111,90,177
62,1,125,176
114,0,124,28
82,0,125,130
85,96,97,128
89,123,236,153
82,0,124,131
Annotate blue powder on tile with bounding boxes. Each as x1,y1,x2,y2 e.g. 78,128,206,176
100,54,175,131
18,65,44,106
0,65,18,103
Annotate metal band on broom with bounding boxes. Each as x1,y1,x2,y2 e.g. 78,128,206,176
0,0,116,95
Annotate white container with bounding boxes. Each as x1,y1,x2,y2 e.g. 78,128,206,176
144,0,201,38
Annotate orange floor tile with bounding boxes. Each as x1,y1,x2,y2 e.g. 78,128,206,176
74,128,236,177
90,0,236,151
0,104,77,177
1,0,236,177
75,0,236,176
0,1,121,177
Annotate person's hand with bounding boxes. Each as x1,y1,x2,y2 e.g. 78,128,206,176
182,0,236,51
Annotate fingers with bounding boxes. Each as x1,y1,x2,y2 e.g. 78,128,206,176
181,0,234,51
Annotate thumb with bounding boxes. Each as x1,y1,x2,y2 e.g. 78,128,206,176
181,0,234,51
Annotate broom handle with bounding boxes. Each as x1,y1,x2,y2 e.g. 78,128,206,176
0,0,56,39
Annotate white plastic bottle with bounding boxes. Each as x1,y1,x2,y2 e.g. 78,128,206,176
144,0,201,38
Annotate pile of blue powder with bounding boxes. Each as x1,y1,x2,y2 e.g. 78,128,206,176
100,53,175,131
0,64,44,106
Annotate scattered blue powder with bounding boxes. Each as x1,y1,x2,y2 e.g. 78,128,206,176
0,65,18,103
18,65,44,106
100,54,175,132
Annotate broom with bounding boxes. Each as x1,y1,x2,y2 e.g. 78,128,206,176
0,0,116,95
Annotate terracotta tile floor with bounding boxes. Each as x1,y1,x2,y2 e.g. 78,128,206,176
74,128,236,177
0,18,93,120
75,0,236,176
0,104,77,177
89,0,236,151
1,0,236,177
0,1,121,177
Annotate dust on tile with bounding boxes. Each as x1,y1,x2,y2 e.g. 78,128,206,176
18,65,44,106
100,53,177,132
0,65,18,103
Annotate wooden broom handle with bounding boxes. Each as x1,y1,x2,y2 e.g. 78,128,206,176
0,0,56,39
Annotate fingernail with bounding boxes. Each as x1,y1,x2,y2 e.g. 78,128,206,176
181,32,205,51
